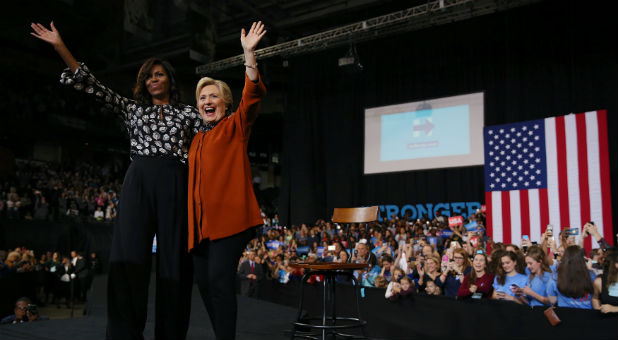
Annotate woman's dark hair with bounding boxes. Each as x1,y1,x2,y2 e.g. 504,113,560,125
133,57,181,105
488,249,506,277
467,253,488,287
496,251,521,285
605,248,618,284
557,245,594,298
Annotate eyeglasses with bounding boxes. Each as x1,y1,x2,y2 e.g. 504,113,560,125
454,256,464,260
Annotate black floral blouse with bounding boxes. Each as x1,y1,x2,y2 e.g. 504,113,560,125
60,63,207,163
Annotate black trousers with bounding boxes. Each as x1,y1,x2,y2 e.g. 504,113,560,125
192,227,255,340
106,157,193,340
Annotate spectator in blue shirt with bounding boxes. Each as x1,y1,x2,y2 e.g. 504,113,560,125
513,246,552,306
547,245,594,309
492,251,528,303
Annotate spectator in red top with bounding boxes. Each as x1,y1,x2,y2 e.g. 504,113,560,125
458,252,494,299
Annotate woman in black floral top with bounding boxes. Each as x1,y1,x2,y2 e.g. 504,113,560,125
31,21,202,340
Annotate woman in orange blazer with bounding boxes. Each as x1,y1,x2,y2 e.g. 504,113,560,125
187,21,267,340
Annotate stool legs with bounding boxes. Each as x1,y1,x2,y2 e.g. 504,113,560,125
291,272,311,340
290,270,367,340
350,275,367,338
322,276,327,340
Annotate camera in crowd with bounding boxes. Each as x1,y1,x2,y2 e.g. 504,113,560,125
23,304,38,321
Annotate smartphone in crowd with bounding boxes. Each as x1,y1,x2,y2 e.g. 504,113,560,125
565,228,580,236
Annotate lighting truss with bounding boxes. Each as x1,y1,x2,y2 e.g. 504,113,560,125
196,0,541,74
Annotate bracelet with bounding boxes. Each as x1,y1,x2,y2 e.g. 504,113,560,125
244,62,258,69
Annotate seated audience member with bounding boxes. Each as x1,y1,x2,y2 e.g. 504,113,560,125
337,249,349,263
352,240,377,282
592,248,618,314
1,297,48,324
458,251,494,300
492,251,527,303
547,245,595,309
436,248,471,297
352,240,377,267
388,276,415,301
513,245,552,306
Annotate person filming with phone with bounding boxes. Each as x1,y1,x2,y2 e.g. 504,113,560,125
511,245,552,306
435,248,471,297
492,251,527,303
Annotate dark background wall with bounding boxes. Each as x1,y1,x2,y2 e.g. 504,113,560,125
280,0,617,228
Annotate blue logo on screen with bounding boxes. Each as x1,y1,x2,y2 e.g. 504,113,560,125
380,105,470,161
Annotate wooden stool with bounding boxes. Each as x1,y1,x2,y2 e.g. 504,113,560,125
288,206,378,340
288,262,368,340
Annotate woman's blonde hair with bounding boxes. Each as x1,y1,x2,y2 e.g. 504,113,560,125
374,275,388,288
195,77,233,114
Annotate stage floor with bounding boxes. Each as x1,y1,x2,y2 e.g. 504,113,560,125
0,274,299,340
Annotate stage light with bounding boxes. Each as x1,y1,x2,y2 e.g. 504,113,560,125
338,45,363,73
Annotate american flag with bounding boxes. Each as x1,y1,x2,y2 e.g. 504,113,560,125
484,110,613,251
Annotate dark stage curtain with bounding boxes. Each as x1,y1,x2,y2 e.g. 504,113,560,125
280,0,617,226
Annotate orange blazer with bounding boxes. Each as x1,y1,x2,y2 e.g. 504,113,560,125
187,73,266,250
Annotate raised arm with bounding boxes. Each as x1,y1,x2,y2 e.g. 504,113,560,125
240,21,267,81
585,222,611,250
30,22,79,73
31,21,134,120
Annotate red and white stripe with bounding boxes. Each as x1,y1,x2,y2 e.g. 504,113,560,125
486,110,613,252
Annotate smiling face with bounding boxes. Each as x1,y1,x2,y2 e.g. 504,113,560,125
401,279,411,291
473,254,486,273
426,258,438,272
145,64,171,103
339,250,349,262
525,256,541,275
501,255,516,274
198,84,227,123
453,253,465,267
426,281,437,294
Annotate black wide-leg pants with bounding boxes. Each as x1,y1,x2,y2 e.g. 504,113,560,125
192,227,255,340
106,156,193,340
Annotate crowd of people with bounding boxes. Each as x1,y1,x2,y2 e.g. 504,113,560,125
0,160,123,223
0,246,102,324
238,211,618,313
